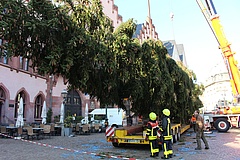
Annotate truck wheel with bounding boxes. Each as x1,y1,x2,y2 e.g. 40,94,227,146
214,118,230,132
172,129,178,143
177,128,181,141
112,142,119,147
112,142,125,147
173,133,177,143
111,124,118,128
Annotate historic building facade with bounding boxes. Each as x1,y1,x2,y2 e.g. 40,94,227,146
0,0,121,125
0,0,187,125
201,63,232,111
132,18,187,66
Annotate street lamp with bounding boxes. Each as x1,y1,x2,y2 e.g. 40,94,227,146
61,89,68,103
60,89,68,136
49,74,54,109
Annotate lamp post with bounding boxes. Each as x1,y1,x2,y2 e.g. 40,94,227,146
49,74,54,109
61,89,68,136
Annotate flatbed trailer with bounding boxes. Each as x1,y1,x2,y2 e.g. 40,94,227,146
106,123,190,147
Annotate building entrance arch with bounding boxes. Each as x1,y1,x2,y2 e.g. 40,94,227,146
0,87,6,124
65,90,82,117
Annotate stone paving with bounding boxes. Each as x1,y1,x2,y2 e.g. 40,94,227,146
1,128,240,160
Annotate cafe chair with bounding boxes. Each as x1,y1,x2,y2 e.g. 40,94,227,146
81,124,90,135
50,124,56,136
43,125,51,138
75,124,80,135
0,126,9,138
40,124,45,129
94,124,101,133
26,127,38,140
17,127,27,139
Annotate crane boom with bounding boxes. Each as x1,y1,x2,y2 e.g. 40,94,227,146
196,0,240,103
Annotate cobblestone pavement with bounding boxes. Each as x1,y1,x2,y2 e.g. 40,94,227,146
1,128,240,160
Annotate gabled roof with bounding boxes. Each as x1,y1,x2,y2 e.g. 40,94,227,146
133,24,143,38
163,40,187,66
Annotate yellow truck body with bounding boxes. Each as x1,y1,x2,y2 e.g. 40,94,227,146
106,123,190,147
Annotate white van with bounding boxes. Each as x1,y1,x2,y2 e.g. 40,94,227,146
88,108,125,127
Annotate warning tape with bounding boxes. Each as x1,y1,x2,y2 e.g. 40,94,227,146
0,133,140,160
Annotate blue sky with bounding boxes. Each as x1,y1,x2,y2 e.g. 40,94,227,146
114,0,240,83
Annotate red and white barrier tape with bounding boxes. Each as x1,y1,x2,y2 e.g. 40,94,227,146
0,133,139,160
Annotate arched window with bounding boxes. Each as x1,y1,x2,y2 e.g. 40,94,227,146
34,95,43,118
19,56,29,71
14,92,25,118
0,87,6,123
0,87,5,101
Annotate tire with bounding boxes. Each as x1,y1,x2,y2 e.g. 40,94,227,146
172,129,178,143
111,124,118,128
171,129,174,144
112,142,119,147
177,127,181,141
214,118,230,132
112,142,125,147
173,133,177,143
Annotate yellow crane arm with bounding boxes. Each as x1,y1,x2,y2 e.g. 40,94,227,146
196,0,240,101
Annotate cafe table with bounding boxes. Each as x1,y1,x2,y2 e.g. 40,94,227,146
6,126,18,136
32,128,44,138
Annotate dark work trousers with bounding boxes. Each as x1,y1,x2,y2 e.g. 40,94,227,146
162,139,173,158
149,139,159,156
196,129,209,149
192,123,196,132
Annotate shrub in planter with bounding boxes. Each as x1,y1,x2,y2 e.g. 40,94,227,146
64,116,73,136
64,116,73,128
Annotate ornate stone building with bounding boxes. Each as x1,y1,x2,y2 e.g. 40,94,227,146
0,0,187,125
201,63,232,111
0,0,121,125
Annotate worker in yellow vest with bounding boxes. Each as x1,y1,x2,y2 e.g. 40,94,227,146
160,109,173,159
145,112,160,157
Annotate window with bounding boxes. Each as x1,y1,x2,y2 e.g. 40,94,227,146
19,56,29,71
2,50,8,64
24,58,29,71
34,95,43,118
20,56,23,69
0,88,4,99
14,92,25,118
0,88,5,102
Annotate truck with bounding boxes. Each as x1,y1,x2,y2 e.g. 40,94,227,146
197,0,240,132
106,99,189,147
88,108,126,127
106,121,190,147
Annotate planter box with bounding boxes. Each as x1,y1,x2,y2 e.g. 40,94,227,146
64,128,72,136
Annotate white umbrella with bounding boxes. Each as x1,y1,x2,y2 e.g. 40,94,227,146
41,101,47,124
16,97,24,127
84,103,88,124
60,102,64,124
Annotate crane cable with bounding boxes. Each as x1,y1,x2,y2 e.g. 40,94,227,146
169,0,175,40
